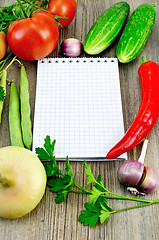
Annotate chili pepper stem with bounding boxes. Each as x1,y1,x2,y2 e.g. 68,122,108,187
152,3,157,8
142,56,147,64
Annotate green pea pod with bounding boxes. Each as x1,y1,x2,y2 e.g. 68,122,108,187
9,82,24,147
20,66,32,150
83,2,130,55
0,70,7,124
116,3,156,63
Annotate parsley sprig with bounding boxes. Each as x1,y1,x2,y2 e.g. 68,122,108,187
36,136,159,228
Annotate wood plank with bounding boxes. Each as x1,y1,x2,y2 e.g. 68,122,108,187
0,0,159,239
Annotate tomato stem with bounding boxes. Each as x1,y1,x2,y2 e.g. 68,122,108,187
17,0,29,18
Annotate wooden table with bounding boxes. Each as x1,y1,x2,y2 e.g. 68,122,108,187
0,0,159,239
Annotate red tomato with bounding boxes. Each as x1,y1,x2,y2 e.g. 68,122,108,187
47,0,77,28
7,11,59,61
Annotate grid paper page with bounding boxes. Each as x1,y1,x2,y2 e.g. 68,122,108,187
33,58,126,160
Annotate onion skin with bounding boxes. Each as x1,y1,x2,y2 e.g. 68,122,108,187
0,31,7,60
117,160,144,187
118,160,159,194
138,166,159,193
61,38,82,57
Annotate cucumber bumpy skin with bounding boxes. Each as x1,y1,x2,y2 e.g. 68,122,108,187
83,2,130,55
116,3,156,63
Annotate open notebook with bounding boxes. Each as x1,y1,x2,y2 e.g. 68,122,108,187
32,58,126,160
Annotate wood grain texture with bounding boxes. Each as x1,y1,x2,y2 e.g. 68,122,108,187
0,0,159,239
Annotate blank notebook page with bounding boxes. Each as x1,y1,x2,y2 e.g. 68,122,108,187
33,58,126,160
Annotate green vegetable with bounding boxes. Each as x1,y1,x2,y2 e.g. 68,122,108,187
9,82,24,147
20,66,32,149
0,70,7,124
0,86,5,101
36,136,159,228
116,3,157,63
0,1,51,33
83,2,130,55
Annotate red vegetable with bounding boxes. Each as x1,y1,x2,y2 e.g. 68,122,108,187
7,11,59,61
47,0,77,28
106,57,159,159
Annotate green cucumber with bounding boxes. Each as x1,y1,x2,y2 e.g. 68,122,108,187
116,3,156,63
83,2,130,55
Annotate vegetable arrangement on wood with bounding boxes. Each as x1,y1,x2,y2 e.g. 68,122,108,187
0,0,159,228
35,136,159,227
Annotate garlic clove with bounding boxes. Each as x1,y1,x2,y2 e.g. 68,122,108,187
117,160,144,187
137,166,159,194
61,38,83,57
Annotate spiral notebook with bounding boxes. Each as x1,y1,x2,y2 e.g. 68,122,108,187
33,58,126,160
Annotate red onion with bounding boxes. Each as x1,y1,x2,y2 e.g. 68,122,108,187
117,160,144,187
138,166,159,193
117,139,159,194
61,38,82,57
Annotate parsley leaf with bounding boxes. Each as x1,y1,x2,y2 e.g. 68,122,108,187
36,137,64,177
95,174,109,193
78,202,101,227
48,176,70,191
0,86,5,101
35,136,56,161
98,196,113,212
78,196,113,227
55,189,70,204
44,135,56,159
89,186,103,204
84,160,96,185
99,204,112,224
44,161,63,177
0,3,23,33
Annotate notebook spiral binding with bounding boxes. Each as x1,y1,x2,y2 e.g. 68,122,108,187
40,57,117,64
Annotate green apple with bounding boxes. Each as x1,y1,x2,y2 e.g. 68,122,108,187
0,146,46,219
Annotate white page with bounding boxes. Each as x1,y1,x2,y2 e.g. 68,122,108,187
33,58,126,160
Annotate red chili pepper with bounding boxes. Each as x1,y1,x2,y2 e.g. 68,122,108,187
106,56,159,159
